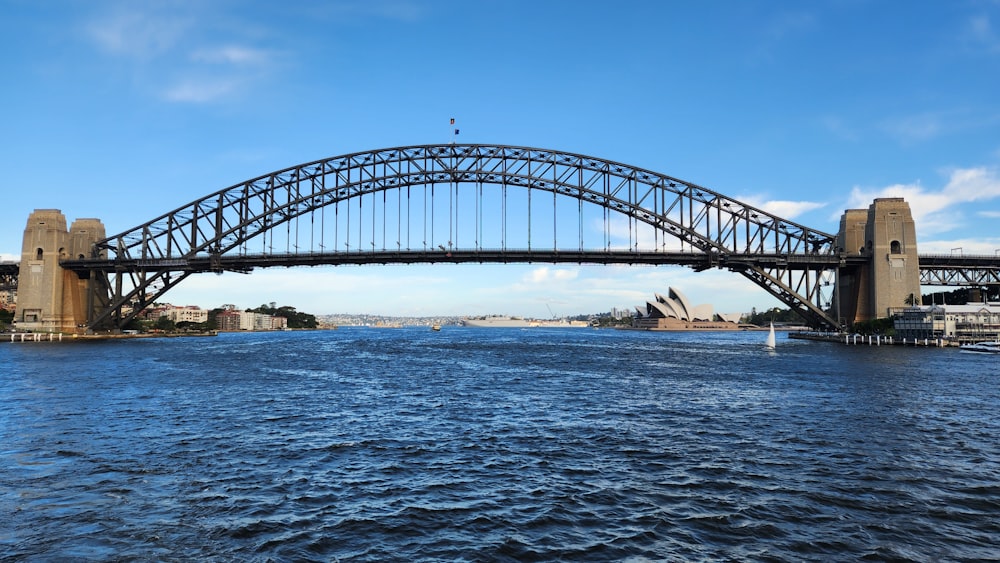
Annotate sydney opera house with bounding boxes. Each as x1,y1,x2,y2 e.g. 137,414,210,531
632,287,743,330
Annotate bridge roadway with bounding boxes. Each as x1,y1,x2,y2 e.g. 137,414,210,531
56,249,858,274
8,252,998,286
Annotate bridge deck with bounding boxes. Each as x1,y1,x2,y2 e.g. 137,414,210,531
44,252,999,271
57,250,857,273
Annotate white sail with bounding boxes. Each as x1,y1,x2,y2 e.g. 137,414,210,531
766,322,776,349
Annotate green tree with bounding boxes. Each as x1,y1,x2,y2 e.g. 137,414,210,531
852,317,895,336
154,315,176,332
743,307,805,326
248,303,318,329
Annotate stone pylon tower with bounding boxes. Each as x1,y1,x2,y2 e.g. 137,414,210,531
835,208,870,327
17,210,106,333
835,198,921,326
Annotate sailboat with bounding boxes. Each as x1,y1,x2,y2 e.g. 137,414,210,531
765,322,776,349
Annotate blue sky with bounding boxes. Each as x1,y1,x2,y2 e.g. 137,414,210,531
3,0,1000,318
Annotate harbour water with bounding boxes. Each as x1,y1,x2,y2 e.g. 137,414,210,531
2,328,998,561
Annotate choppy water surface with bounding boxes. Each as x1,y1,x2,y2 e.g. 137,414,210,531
2,328,998,561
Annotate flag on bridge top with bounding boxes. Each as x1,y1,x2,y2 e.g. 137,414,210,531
450,118,455,125
454,128,460,135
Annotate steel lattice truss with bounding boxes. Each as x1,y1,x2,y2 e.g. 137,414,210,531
68,144,846,329
918,254,1000,286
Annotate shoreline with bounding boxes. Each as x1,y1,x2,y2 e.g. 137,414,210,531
3,331,219,343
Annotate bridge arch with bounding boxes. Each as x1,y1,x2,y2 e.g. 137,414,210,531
71,144,841,330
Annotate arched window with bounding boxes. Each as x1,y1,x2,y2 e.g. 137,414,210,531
35,248,43,260
890,240,902,254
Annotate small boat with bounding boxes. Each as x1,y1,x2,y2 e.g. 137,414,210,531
960,340,1000,354
431,325,441,331
765,322,776,349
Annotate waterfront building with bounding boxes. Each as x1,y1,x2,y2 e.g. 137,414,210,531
893,303,1000,343
139,305,168,320
165,305,208,324
632,287,741,330
0,289,16,312
237,311,258,330
215,309,287,331
140,304,209,324
216,310,242,331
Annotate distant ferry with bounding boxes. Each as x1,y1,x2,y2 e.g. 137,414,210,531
461,316,589,328
959,341,1000,354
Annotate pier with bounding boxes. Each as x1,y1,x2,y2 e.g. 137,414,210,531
790,332,956,347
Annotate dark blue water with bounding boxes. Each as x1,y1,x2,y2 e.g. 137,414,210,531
2,328,998,561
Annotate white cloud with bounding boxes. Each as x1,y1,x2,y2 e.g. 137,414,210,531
917,238,1000,255
1,253,18,262
754,200,826,220
944,166,1000,200
841,166,1000,235
522,267,578,284
736,194,827,220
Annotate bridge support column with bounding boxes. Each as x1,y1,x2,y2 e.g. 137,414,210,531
836,198,921,326
16,210,106,333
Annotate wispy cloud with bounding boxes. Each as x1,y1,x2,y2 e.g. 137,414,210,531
191,46,274,66
743,10,817,67
967,14,1000,53
83,6,278,104
879,112,945,144
87,10,192,58
162,78,243,103
825,109,992,146
819,115,860,142
879,106,1000,145
765,11,817,40
298,0,425,23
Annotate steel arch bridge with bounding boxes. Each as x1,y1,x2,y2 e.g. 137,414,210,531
62,143,855,330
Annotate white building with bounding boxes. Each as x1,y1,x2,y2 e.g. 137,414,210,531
894,303,1000,342
165,305,208,324
633,287,741,330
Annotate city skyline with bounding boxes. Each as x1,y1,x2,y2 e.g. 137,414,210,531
3,1,1000,318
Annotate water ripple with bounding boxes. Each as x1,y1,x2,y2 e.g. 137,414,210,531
2,329,999,561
